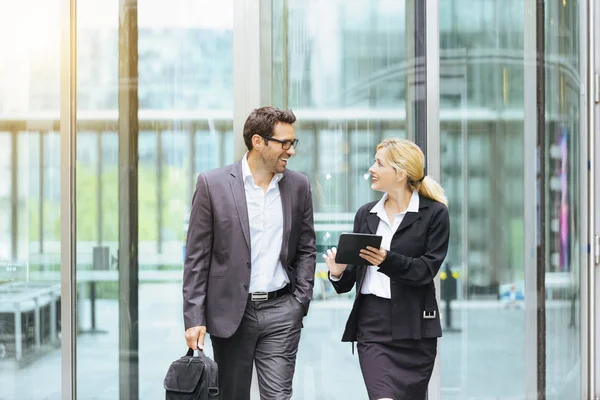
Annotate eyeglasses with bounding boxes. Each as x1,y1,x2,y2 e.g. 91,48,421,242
260,135,299,150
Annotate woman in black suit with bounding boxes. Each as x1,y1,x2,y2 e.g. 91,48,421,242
324,138,450,400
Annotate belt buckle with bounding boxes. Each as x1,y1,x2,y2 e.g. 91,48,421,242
251,292,269,301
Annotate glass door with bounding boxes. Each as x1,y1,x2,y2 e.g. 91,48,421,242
270,0,429,398
438,0,585,398
72,0,234,398
0,1,63,399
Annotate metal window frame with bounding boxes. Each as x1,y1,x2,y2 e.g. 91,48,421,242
425,0,441,398
589,0,598,397
56,0,599,399
59,0,77,398
117,1,140,398
523,1,540,397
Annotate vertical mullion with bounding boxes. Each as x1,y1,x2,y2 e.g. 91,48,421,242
524,0,540,397
536,1,547,396
40,131,44,253
587,0,597,396
414,0,427,150
282,0,288,110
406,0,427,148
118,0,139,398
60,0,77,396
425,0,440,398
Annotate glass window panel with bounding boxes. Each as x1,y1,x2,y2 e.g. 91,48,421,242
76,132,99,244
439,0,583,398
42,132,62,245
0,1,62,398
75,0,234,397
161,130,187,244
273,0,422,397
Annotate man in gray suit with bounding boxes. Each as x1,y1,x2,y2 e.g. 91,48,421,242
183,106,316,400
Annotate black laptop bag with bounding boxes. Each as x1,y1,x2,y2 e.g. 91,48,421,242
164,348,219,399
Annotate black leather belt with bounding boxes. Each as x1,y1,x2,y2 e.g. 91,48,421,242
248,285,290,302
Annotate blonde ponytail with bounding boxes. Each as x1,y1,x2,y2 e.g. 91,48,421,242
416,176,447,206
377,138,448,206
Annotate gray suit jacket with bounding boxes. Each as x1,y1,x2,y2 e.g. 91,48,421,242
183,160,317,338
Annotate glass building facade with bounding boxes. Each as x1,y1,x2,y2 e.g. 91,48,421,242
0,0,598,398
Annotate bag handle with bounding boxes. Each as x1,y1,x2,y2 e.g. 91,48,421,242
186,348,207,357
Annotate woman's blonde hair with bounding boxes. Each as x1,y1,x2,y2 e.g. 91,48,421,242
376,138,447,205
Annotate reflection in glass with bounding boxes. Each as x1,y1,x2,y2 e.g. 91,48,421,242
75,0,234,398
272,0,418,398
439,0,582,398
0,1,62,399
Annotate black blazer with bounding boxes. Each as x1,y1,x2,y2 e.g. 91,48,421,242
329,194,450,342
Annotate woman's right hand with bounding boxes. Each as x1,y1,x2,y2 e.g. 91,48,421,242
322,247,348,278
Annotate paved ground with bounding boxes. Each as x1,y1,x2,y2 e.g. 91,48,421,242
0,283,581,400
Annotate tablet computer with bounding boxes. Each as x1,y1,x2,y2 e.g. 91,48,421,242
334,233,383,265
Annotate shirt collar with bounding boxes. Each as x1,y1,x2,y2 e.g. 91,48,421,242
241,152,284,185
406,190,420,212
370,190,420,214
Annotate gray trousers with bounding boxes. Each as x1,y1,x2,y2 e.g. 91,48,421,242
210,293,304,400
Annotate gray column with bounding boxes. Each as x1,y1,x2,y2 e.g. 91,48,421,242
406,0,427,148
118,0,139,398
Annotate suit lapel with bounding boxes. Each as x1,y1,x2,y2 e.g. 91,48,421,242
366,213,380,234
358,210,379,291
278,174,291,262
395,212,421,234
395,194,430,234
229,162,251,250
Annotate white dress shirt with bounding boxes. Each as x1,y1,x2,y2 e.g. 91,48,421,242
359,191,420,299
242,153,290,293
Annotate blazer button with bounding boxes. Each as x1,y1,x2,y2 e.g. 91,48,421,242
243,284,248,290
247,262,251,268
393,304,398,308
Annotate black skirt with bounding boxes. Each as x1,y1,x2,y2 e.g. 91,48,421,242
356,294,437,400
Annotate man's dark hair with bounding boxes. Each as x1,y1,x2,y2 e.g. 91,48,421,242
243,106,296,150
